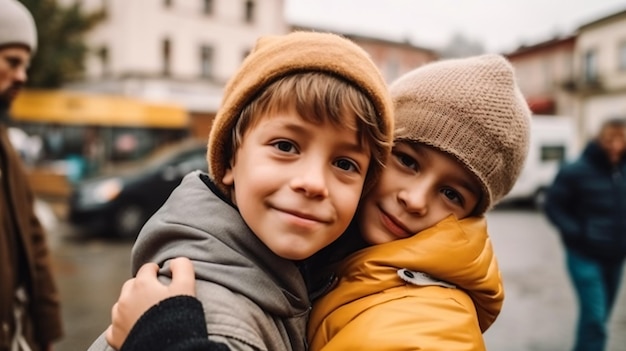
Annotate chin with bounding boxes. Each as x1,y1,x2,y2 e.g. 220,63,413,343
271,246,312,261
364,232,393,246
279,251,311,261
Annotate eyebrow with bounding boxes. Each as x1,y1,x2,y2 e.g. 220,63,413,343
279,121,366,153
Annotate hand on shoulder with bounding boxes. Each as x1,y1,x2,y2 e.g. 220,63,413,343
105,257,196,350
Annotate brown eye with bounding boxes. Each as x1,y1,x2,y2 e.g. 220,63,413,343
442,188,463,205
273,140,297,153
334,159,358,172
393,151,418,171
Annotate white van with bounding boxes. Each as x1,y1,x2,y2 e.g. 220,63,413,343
502,115,578,208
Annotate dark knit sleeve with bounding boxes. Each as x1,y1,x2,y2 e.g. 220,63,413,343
120,295,230,351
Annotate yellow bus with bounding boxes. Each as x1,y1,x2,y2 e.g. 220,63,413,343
10,89,191,169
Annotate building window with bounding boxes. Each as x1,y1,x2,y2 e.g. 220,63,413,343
164,0,172,8
583,49,598,83
98,46,110,77
200,45,214,78
162,38,171,76
244,0,255,23
619,41,626,71
203,0,214,15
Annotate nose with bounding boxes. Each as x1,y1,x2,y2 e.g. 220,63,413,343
13,64,28,84
289,161,329,199
397,181,428,216
15,68,28,84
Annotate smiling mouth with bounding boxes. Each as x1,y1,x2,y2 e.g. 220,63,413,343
274,207,328,224
378,207,411,238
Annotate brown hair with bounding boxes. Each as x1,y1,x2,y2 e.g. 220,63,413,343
230,71,388,192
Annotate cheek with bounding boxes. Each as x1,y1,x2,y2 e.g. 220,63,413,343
0,73,10,91
357,196,376,229
366,174,399,204
334,184,365,219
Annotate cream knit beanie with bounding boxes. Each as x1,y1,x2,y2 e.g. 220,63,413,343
390,54,531,214
208,31,394,195
0,0,37,52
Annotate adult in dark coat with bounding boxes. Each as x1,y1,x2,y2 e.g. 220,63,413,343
545,118,626,351
0,0,64,350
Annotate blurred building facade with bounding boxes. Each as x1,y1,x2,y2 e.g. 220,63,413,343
573,9,626,139
71,0,289,139
505,7,626,145
505,36,576,117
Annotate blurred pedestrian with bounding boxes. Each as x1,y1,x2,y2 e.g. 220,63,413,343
545,118,626,351
83,126,105,176
0,0,64,350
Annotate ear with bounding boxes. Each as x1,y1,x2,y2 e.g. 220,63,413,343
222,167,234,185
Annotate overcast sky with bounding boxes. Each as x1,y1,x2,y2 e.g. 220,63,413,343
284,0,626,53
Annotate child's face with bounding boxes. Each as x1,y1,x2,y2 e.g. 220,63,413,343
223,110,371,260
358,141,482,245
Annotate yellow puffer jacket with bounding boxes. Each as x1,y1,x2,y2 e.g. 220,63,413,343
307,215,503,351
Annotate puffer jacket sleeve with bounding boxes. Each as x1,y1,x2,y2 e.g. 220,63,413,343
544,164,583,244
312,286,484,351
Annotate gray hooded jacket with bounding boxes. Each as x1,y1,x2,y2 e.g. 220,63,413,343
88,171,311,351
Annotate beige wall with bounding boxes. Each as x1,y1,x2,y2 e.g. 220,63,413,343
82,0,287,81
68,0,287,113
575,14,626,140
507,40,577,118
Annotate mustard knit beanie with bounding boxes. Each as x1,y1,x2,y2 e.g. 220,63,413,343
208,31,394,195
390,54,531,214
0,0,37,52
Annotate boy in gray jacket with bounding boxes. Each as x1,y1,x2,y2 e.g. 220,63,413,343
88,31,394,351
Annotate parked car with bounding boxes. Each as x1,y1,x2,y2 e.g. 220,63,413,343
68,140,208,238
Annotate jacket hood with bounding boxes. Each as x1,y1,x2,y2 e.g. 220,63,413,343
131,171,310,317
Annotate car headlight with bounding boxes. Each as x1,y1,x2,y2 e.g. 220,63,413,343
78,178,124,206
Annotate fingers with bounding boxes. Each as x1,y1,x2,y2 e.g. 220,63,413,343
135,262,159,280
105,324,118,350
169,257,196,296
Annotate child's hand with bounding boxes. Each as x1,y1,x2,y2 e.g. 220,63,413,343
105,257,196,350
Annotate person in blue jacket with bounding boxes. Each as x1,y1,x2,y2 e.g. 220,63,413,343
545,118,626,351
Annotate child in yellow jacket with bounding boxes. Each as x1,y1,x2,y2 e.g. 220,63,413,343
307,54,531,351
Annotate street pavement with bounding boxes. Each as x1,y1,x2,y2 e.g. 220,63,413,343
37,201,626,351
484,206,626,351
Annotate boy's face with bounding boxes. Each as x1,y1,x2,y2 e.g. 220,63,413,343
223,110,371,260
358,142,481,245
